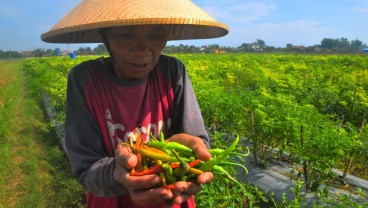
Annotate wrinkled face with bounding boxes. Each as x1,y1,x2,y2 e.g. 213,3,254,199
106,25,168,80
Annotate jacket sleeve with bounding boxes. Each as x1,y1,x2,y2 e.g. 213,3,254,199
64,61,128,197
160,55,211,147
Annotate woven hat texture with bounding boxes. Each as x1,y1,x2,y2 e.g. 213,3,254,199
41,0,229,43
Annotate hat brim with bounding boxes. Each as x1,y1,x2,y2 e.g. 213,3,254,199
41,0,229,43
41,22,229,43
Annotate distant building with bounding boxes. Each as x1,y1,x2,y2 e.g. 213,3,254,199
292,45,305,52
214,49,226,53
22,51,34,57
60,50,72,56
249,43,262,52
200,45,210,53
363,48,368,53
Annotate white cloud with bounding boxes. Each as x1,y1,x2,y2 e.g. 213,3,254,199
201,2,276,25
217,20,336,47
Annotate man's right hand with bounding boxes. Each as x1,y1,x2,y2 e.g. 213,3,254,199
113,145,174,206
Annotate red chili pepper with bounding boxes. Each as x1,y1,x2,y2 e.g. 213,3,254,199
130,164,163,176
169,163,180,169
164,184,175,190
188,159,201,167
170,159,201,169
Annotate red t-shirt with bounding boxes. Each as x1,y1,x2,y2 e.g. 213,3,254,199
64,55,209,208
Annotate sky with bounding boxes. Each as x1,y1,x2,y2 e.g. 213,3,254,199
1,0,367,52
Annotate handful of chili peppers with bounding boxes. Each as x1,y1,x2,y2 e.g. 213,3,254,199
121,131,249,191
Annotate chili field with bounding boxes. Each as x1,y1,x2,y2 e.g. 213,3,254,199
18,53,368,207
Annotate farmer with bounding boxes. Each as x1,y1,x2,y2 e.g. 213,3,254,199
41,0,228,207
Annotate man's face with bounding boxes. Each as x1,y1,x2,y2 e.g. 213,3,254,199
107,25,168,80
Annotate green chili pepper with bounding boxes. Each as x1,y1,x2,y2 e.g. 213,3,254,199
210,147,250,158
162,163,176,184
212,164,246,191
219,161,249,174
171,149,190,178
160,132,165,142
147,140,193,154
199,135,240,172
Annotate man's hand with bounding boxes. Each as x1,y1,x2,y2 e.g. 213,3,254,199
113,145,173,206
166,133,214,204
113,133,214,206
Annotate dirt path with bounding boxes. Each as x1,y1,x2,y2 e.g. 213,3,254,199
0,60,84,207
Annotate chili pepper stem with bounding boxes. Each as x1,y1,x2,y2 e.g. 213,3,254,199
219,161,249,174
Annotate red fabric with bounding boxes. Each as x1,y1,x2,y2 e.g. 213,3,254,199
85,66,174,155
86,192,196,208
84,66,195,207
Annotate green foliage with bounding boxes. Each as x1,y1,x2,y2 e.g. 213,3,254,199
23,54,368,206
24,56,100,126
0,60,85,207
174,53,367,182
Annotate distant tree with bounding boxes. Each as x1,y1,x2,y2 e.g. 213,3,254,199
264,46,276,52
256,39,266,49
163,45,177,53
240,43,249,48
0,50,23,58
320,37,366,52
237,43,249,52
86,47,92,54
54,48,61,56
45,49,53,56
285,43,293,52
338,37,350,51
93,44,107,54
188,45,197,53
33,48,46,57
76,47,87,55
208,44,219,52
350,39,363,51
320,38,337,50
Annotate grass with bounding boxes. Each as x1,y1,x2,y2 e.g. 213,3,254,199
0,60,85,207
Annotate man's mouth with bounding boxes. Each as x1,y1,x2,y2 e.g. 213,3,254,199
132,63,148,67
130,63,149,69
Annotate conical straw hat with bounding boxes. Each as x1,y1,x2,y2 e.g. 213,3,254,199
41,0,229,43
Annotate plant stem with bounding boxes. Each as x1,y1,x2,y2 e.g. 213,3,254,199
300,125,310,190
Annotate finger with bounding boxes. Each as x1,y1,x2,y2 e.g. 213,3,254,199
115,144,137,169
174,181,201,195
130,187,173,206
197,172,214,184
168,134,211,161
172,194,192,205
125,174,162,191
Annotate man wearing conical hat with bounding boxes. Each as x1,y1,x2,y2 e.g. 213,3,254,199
41,0,228,207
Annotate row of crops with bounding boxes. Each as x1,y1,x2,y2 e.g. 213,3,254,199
174,54,368,190
24,53,367,206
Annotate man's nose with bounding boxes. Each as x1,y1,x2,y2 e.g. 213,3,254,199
131,37,151,55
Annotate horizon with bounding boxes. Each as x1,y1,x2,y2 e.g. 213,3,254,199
1,0,367,52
